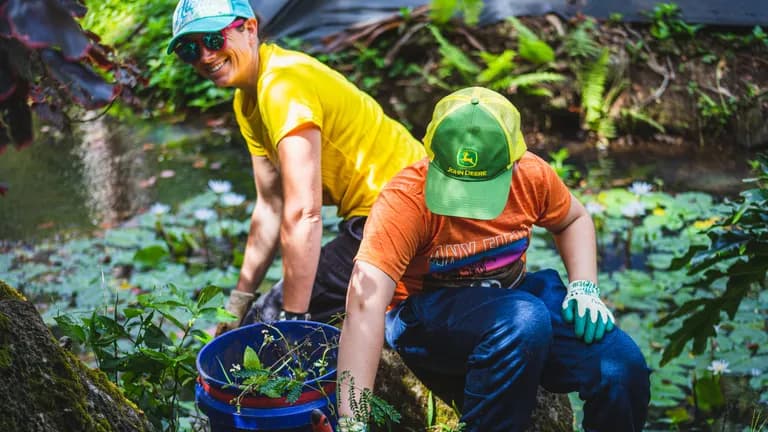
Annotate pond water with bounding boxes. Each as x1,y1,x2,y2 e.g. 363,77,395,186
0,114,758,243
0,116,253,242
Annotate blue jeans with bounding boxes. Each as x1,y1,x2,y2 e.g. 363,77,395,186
385,269,651,432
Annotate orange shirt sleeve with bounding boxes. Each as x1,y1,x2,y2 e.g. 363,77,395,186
528,152,572,228
355,164,429,283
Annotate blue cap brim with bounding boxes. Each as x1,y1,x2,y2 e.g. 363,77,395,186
166,16,237,54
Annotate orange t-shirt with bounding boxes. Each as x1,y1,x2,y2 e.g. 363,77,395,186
355,151,572,307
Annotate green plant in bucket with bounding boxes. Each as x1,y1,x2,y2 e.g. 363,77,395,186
218,323,337,412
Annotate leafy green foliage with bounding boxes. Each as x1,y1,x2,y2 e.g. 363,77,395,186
429,0,484,26
656,153,768,366
224,324,337,408
54,284,234,430
507,17,554,64
338,370,402,429
82,0,232,114
647,3,703,41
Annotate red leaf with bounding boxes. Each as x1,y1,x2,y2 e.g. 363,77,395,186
54,0,87,18
6,0,90,60
40,48,117,109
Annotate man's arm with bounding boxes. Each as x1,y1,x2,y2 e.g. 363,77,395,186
276,126,323,314
337,260,396,420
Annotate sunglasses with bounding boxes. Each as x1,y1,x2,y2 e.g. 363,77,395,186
174,19,245,63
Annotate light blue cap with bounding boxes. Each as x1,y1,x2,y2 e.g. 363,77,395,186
167,0,255,54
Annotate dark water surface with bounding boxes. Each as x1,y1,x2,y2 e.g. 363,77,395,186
0,114,757,242
0,116,253,242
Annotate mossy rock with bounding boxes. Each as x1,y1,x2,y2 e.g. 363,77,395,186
374,347,573,431
0,280,152,432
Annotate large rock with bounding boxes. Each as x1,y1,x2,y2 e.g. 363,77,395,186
0,280,153,432
374,347,573,431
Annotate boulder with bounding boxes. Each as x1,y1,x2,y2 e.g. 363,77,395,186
0,280,153,432
374,347,573,431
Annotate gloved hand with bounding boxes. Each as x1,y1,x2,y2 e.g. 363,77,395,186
215,290,255,336
561,280,615,344
337,416,367,432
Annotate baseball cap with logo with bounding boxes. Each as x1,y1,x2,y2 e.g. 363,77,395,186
167,0,255,54
423,87,527,220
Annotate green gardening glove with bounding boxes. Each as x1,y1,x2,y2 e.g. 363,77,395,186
561,280,615,344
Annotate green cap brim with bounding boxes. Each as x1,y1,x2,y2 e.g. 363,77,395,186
166,16,236,54
425,161,513,220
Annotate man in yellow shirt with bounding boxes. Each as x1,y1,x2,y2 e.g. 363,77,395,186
167,0,425,327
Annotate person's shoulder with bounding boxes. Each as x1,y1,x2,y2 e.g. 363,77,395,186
384,158,429,189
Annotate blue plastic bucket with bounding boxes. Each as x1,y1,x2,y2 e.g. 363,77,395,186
196,320,340,432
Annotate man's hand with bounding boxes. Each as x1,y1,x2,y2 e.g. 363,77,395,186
215,290,255,336
561,280,615,344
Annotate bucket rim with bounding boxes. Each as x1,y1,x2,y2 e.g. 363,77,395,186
196,320,340,393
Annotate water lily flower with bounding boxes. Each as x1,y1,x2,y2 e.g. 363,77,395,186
707,359,730,375
220,193,245,207
750,368,762,377
194,208,216,222
621,201,646,218
149,203,170,215
208,179,232,194
585,202,605,215
629,181,653,196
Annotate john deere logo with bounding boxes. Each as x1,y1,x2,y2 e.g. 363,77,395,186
457,148,478,167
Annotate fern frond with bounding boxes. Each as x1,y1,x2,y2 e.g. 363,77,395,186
429,0,458,24
564,19,601,59
428,25,480,78
477,50,516,84
580,49,610,127
508,72,566,88
507,17,554,64
622,109,666,133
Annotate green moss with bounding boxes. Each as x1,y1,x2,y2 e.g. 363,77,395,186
0,280,25,301
0,346,10,369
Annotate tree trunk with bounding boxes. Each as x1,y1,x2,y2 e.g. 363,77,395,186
375,347,573,431
0,280,153,432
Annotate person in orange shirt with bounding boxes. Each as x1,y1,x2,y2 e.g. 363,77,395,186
336,87,650,432
166,0,425,328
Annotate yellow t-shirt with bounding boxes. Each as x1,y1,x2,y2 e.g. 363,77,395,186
233,43,426,219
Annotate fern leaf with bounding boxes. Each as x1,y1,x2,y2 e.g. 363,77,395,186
508,72,566,88
429,0,458,24
508,17,554,64
477,50,516,84
428,25,481,77
581,49,610,127
623,109,666,133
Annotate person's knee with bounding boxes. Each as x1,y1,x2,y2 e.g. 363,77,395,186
598,342,651,404
476,296,552,361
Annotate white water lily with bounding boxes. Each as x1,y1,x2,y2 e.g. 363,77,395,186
585,202,605,215
149,203,170,215
208,179,232,194
194,208,216,222
220,193,245,207
629,181,653,196
750,368,762,377
707,359,731,375
621,201,646,218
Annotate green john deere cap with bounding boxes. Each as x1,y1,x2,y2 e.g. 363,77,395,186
424,87,527,220
167,0,255,54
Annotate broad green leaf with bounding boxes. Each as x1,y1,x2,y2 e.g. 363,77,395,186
243,346,262,370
